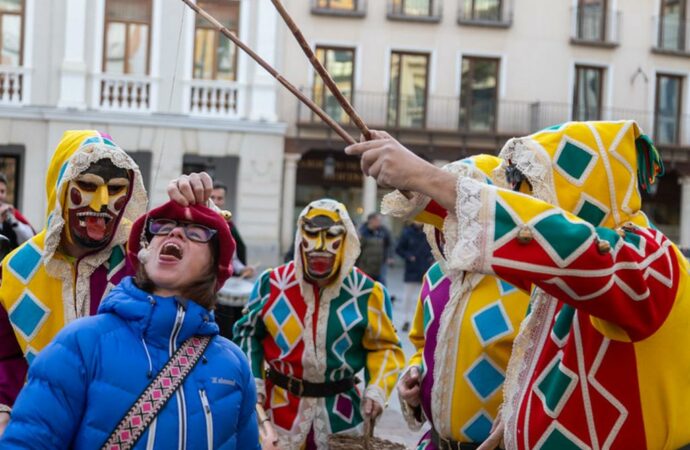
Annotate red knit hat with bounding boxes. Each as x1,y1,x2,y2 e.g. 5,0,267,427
128,201,235,290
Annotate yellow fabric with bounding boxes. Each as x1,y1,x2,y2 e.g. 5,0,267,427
407,295,425,370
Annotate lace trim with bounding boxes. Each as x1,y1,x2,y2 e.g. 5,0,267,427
447,178,485,273
501,290,556,450
495,137,558,205
398,365,425,431
380,190,429,220
430,273,482,435
255,377,266,399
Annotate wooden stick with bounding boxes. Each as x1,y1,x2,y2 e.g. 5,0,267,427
179,0,355,145
270,0,372,141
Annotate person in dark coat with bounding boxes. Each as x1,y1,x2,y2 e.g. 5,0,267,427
357,212,393,285
395,222,434,332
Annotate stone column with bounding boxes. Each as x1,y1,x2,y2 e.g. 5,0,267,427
679,176,690,249
281,153,301,253
58,0,87,109
363,176,378,217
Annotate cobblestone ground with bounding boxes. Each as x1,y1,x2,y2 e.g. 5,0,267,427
374,264,427,449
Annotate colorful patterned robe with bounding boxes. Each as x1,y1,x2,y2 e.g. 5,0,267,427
234,261,404,450
449,121,690,449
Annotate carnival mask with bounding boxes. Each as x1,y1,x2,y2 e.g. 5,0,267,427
64,159,131,249
300,207,346,283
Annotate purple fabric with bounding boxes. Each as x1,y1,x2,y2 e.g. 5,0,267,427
419,276,452,426
0,304,28,408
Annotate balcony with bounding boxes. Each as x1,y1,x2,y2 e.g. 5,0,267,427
295,90,690,158
92,73,158,113
387,0,442,23
570,6,620,48
311,0,366,18
0,66,28,106
457,0,512,28
186,79,244,118
653,15,690,56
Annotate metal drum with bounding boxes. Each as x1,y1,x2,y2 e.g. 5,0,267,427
215,277,254,339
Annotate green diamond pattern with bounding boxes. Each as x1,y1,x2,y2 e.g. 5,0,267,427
534,214,591,261
540,427,584,450
495,202,518,241
535,357,577,415
552,305,575,343
577,200,607,226
556,141,595,181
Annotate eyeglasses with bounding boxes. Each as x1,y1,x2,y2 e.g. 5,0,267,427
148,218,217,243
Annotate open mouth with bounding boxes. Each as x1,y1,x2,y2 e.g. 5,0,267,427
306,252,335,275
75,211,114,241
160,241,183,260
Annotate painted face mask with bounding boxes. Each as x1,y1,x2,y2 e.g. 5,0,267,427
64,158,131,249
300,207,347,283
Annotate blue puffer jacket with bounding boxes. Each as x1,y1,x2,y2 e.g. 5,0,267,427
0,277,260,450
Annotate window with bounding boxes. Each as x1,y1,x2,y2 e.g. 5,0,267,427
388,52,429,128
194,0,240,81
103,0,152,75
313,46,355,124
460,57,499,132
390,0,433,17
573,65,604,121
655,74,684,145
576,0,607,41
0,0,23,66
462,0,502,22
659,0,687,51
315,0,358,11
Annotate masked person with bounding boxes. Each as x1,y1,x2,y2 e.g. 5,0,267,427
347,122,690,450
0,200,260,449
0,130,212,432
387,156,529,449
234,199,404,450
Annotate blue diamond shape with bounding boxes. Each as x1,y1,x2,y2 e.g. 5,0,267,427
472,303,511,345
8,243,42,283
333,336,351,357
462,412,493,442
271,299,291,325
9,293,49,340
498,279,517,295
25,348,38,366
465,357,505,400
338,300,361,330
274,332,289,353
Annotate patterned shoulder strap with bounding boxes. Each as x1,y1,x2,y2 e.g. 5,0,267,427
101,335,211,450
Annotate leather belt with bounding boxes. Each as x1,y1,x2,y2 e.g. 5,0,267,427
431,427,481,450
267,369,356,398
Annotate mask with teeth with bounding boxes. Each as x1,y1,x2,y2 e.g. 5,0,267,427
64,158,132,249
299,207,347,283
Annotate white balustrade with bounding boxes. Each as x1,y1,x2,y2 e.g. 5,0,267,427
188,79,242,118
0,66,27,106
94,74,156,113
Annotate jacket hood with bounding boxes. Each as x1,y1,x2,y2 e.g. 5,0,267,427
43,130,148,266
293,199,360,302
99,277,219,346
494,121,662,228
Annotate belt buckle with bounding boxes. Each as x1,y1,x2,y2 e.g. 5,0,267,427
287,375,304,397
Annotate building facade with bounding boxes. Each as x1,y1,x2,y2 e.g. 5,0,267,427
276,0,690,251
0,0,285,266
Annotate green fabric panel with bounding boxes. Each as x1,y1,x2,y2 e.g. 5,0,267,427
534,214,592,260
541,428,585,450
576,200,607,226
552,305,575,341
536,359,576,414
494,202,518,242
556,142,594,180
595,227,621,249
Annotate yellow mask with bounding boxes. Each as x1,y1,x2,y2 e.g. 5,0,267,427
299,207,347,283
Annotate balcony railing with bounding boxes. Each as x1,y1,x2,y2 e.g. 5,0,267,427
457,0,512,27
0,66,27,106
653,15,690,54
570,7,620,46
387,0,442,23
311,0,367,18
187,79,243,118
297,89,690,148
92,73,157,113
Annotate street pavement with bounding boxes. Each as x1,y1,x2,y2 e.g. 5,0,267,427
373,263,427,449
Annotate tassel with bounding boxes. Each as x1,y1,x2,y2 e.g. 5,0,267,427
635,134,665,193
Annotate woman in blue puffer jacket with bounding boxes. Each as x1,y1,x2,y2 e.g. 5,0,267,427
0,201,260,450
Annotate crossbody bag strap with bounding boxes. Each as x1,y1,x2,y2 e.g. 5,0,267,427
101,335,211,450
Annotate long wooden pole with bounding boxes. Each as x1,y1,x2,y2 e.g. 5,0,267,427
270,0,372,141
179,0,355,145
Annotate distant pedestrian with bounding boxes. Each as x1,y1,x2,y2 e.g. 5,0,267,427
0,173,33,252
395,222,434,332
356,212,392,284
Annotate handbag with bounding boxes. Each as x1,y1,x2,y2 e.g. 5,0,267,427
101,335,211,450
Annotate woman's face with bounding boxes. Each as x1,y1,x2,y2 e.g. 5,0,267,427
144,225,213,297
